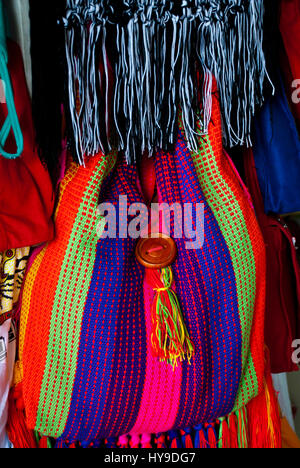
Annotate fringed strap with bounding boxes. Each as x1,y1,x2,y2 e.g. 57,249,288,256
194,425,208,449
130,434,141,449
206,424,218,449
155,433,167,449
38,436,52,449
236,408,249,449
181,428,194,448
218,418,231,449
6,384,37,449
55,439,70,448
80,441,91,449
246,373,282,448
63,0,271,165
118,434,130,448
168,430,182,449
141,433,152,448
228,414,239,449
91,439,102,448
105,437,118,448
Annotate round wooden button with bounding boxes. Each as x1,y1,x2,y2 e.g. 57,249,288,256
135,234,177,269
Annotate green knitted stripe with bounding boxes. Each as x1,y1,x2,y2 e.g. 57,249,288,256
189,134,259,410
36,154,116,437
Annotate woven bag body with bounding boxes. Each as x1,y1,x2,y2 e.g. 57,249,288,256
17,93,266,444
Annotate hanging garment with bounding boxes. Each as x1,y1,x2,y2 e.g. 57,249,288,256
0,40,54,251
29,0,66,180
0,237,30,447
252,74,300,216
287,217,300,263
61,0,269,165
272,374,295,432
0,246,30,447
7,87,281,449
0,0,23,160
3,0,31,95
0,248,30,326
279,0,300,132
244,148,300,374
0,319,16,448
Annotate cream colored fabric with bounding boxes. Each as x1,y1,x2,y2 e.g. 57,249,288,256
3,0,31,94
272,373,296,432
0,319,16,449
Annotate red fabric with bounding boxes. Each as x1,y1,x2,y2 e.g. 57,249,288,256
0,40,54,251
244,149,300,374
138,153,156,205
280,0,300,132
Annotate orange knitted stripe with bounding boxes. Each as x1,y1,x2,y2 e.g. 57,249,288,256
18,162,80,379
21,159,100,429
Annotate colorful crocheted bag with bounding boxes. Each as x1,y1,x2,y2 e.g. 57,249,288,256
8,90,281,449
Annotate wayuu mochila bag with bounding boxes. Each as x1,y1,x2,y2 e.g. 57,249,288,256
8,88,281,449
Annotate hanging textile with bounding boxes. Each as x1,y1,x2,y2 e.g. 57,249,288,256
244,148,300,374
62,0,270,165
0,248,30,326
0,246,30,448
279,0,300,132
0,0,23,160
272,373,295,432
252,73,300,216
0,319,16,448
7,85,281,448
0,40,54,251
29,0,66,181
3,0,31,94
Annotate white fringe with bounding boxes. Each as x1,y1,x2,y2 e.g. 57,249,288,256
63,0,270,164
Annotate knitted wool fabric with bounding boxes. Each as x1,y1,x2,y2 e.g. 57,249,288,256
8,90,281,448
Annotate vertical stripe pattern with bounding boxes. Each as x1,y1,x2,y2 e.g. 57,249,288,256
19,89,266,443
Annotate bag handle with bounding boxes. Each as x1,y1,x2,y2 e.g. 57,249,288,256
0,0,23,159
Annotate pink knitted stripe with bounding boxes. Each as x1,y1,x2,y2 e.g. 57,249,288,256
130,280,182,435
